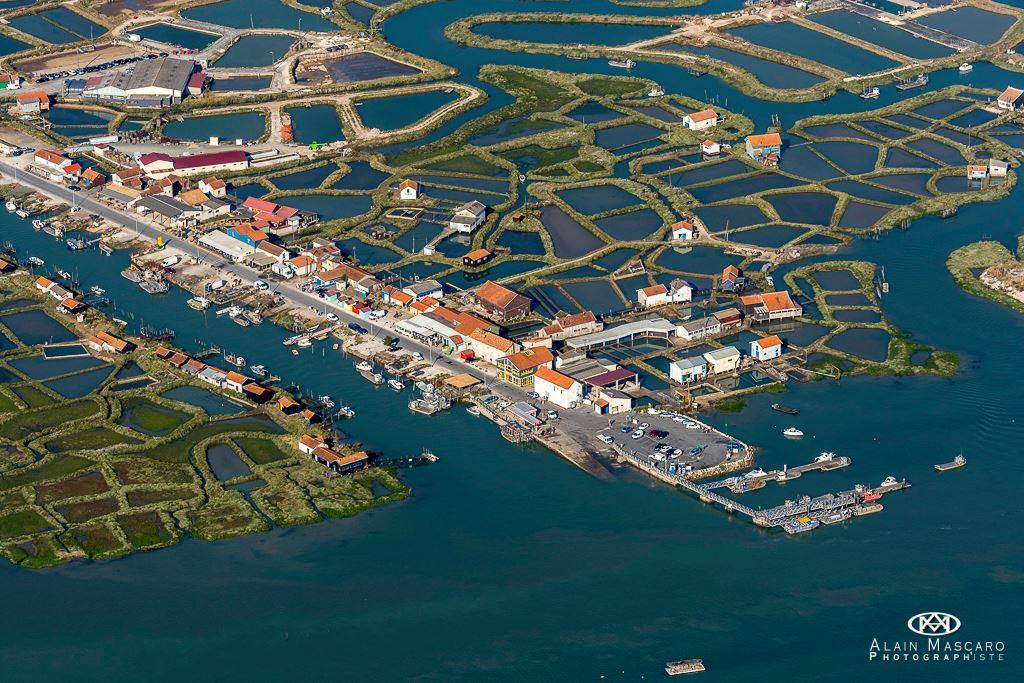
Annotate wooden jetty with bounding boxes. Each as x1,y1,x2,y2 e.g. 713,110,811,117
703,455,851,490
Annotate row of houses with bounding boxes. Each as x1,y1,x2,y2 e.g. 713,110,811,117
154,347,273,402
32,149,106,186
669,334,784,384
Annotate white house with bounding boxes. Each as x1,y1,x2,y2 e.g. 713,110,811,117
701,139,721,157
677,316,721,341
668,278,692,303
199,177,227,197
703,346,741,375
670,356,707,384
997,86,1024,110
398,179,420,200
989,159,1008,177
671,220,694,241
750,334,783,361
449,201,487,234
532,366,583,409
683,108,718,131
401,279,443,301
637,284,669,308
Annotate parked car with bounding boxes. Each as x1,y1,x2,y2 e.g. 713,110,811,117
325,312,338,322
253,279,269,291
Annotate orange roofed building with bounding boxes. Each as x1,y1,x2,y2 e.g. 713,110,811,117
496,346,554,387
473,280,531,323
739,291,802,323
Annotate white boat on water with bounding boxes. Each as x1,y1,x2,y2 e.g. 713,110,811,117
318,395,335,408
467,405,481,416
355,361,373,372
215,305,238,317
387,378,405,391
338,406,355,418
959,62,973,73
250,364,267,377
32,219,44,230
187,296,211,310
15,209,28,219
225,354,246,367
296,338,312,348
367,372,384,385
56,268,71,280
609,58,635,69
26,256,44,267
783,427,804,438
232,315,250,327
5,200,16,212
89,286,105,296
815,451,836,462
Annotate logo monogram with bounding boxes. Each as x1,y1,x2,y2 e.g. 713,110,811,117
907,612,961,637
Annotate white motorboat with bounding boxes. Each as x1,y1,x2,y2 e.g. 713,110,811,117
467,405,481,416
338,406,355,418
26,256,44,267
387,378,405,391
959,62,973,73
783,427,804,438
318,395,335,408
232,316,250,327
5,200,16,212
609,58,635,69
296,338,312,348
89,286,105,296
187,296,211,310
355,361,373,372
250,364,267,377
815,452,836,462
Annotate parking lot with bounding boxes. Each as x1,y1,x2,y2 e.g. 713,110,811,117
585,409,742,475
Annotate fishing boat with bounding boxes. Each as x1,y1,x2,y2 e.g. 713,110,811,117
665,659,705,676
775,466,802,482
608,58,635,69
26,256,44,267
56,268,71,280
139,279,170,294
853,502,883,516
111,318,128,327
771,403,798,415
89,286,105,296
815,452,836,463
782,427,804,438
224,354,246,367
243,309,262,325
935,452,966,472
420,448,438,463
98,243,113,255
121,268,144,283
32,219,45,230
15,209,28,219
355,360,373,372
232,315,250,327
896,74,928,91
283,334,303,346
5,200,16,212
318,395,335,408
387,378,405,391
729,478,765,494
338,406,356,418
366,372,384,385
296,337,312,348
859,86,880,99
187,296,211,310
783,516,819,535
66,237,87,250
959,62,973,73
249,364,267,377
822,509,852,525
466,405,481,416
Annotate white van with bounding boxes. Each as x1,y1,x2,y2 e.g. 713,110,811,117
160,255,181,268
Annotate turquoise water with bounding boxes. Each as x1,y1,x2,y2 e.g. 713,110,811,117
730,21,898,74
2,0,1024,679
286,104,344,144
135,23,218,50
163,112,266,142
216,34,295,67
9,8,106,44
183,0,337,31
356,90,459,130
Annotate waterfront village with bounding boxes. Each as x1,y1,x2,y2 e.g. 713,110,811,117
0,0,1021,564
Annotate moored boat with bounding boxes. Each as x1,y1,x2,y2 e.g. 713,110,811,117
959,62,973,73
852,502,883,516
355,360,373,372
859,86,879,99
338,406,355,418
771,403,798,415
250,364,267,377
821,508,852,525
187,296,211,310
665,659,705,676
608,58,635,69
467,405,481,416
935,453,966,471
387,378,405,391
783,516,819,535
782,427,803,438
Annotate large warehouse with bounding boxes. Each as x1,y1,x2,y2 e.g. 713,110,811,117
81,57,196,107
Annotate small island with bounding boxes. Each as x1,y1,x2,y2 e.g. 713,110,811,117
947,235,1024,314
